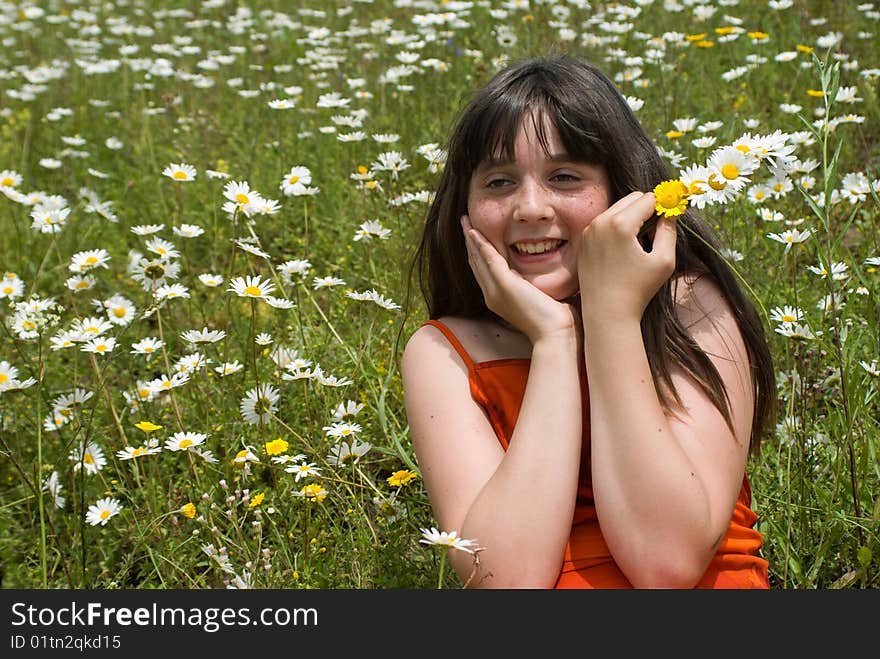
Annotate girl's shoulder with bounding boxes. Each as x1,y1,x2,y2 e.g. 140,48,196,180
670,270,740,335
409,315,533,364
670,269,727,311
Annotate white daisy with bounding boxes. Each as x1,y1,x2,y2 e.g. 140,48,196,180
284,461,323,482
162,162,197,182
116,445,162,460
164,431,208,452
81,336,117,355
240,384,280,425
312,276,346,290
331,399,364,421
69,441,107,475
228,275,276,299
173,223,205,238
418,527,480,554
198,273,224,287
86,497,123,526
326,438,372,466
69,249,111,273
181,327,226,344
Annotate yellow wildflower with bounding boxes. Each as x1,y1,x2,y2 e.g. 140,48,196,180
265,438,289,456
653,180,689,218
387,469,419,487
135,421,162,433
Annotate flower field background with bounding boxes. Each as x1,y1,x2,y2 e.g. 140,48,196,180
0,0,878,589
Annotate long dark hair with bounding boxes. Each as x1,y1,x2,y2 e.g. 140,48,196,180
407,54,776,452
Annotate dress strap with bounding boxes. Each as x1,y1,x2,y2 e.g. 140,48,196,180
421,319,475,370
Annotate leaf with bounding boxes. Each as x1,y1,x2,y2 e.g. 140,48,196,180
857,545,872,568
828,570,859,589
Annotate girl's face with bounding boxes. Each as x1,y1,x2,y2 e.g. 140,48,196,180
466,115,613,301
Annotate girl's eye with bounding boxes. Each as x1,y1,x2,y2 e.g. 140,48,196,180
551,172,580,183
486,177,512,189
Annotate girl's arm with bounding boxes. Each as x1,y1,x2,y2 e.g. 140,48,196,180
401,217,584,588
579,192,755,588
402,323,581,587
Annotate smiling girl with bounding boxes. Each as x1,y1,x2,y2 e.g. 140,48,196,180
402,54,776,589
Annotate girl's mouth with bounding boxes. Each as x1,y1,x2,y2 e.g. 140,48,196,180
510,239,566,258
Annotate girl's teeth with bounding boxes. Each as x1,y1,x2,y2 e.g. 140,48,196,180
515,240,562,254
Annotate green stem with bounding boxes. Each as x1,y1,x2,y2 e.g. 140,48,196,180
36,336,47,588
437,550,446,589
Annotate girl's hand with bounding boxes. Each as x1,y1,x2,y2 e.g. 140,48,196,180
577,191,678,325
461,215,580,344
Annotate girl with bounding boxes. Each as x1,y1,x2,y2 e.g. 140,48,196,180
402,55,776,588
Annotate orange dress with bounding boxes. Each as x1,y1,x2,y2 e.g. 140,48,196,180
424,319,770,589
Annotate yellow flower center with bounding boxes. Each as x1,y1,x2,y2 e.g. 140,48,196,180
0,177,12,186
179,439,193,448
708,174,727,191
288,175,299,184
95,344,108,352
0,374,8,384
2,286,12,294
113,307,126,317
721,164,740,180
235,193,249,204
138,388,151,398
84,453,94,464
133,447,146,456
100,510,110,520
243,285,262,296
656,187,683,208
782,314,795,322
75,281,90,289
755,191,766,200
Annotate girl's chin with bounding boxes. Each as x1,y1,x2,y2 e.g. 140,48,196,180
523,276,578,302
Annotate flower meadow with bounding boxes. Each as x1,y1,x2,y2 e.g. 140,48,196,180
1,0,878,590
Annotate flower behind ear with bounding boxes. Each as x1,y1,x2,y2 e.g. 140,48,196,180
653,179,690,217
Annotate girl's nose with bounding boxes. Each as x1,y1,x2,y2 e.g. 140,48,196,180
513,180,553,222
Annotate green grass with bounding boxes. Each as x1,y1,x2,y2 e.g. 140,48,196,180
0,0,878,589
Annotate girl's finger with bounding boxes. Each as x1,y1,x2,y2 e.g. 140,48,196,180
650,215,678,261
618,192,659,235
603,190,644,216
462,216,505,275
591,191,653,237
461,217,494,290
